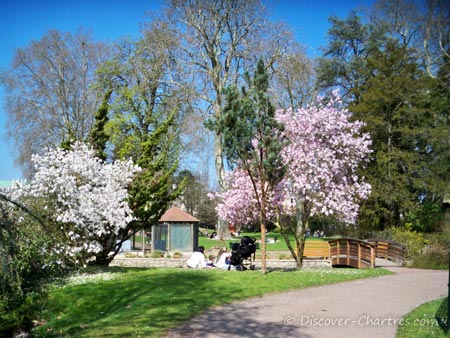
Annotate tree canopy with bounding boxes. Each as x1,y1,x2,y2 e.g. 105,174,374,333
214,92,372,268
207,58,286,272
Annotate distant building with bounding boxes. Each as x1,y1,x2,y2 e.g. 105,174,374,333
152,207,200,253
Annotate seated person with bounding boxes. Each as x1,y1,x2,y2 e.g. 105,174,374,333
187,246,207,269
215,247,235,270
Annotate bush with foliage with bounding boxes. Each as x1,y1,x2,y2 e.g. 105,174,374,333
410,249,449,270
150,250,165,258
0,194,65,336
410,228,450,270
9,142,141,267
405,202,444,233
390,227,427,260
371,226,449,269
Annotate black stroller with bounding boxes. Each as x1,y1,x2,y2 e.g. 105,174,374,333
229,236,257,271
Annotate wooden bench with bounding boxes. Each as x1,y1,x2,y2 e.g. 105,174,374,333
303,241,329,259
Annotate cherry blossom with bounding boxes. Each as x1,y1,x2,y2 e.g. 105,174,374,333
214,92,372,226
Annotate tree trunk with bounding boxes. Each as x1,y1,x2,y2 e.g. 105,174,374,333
93,252,114,266
259,183,268,274
260,221,267,273
214,130,226,190
294,229,307,269
213,105,231,240
92,234,125,266
293,199,308,269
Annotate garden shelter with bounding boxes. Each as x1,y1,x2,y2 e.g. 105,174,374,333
152,207,199,252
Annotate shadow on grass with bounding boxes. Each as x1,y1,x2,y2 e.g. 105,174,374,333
33,267,391,337
36,268,302,337
35,268,220,337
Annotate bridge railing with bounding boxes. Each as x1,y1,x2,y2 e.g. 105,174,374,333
366,239,406,264
328,238,375,268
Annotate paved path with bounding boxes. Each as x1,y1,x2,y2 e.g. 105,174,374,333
165,266,448,338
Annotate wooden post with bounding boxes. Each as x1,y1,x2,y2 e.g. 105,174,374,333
358,242,361,269
371,245,375,268
336,240,341,265
346,239,350,266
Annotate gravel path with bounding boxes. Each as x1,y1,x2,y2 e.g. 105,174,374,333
165,266,448,338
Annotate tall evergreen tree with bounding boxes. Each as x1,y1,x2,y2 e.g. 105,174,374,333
350,40,441,231
317,6,450,233
206,59,286,273
413,52,450,231
128,109,184,229
89,87,112,161
316,11,385,103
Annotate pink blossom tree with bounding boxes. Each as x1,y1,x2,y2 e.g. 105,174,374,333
214,93,372,268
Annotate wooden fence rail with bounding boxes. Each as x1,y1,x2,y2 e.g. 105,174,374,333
366,239,406,264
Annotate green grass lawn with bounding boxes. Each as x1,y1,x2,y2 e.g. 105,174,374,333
199,231,327,251
32,267,392,338
396,297,448,338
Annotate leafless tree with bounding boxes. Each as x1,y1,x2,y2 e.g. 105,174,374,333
422,0,450,76
162,0,302,186
370,0,450,77
1,29,110,176
270,49,316,110
159,0,312,239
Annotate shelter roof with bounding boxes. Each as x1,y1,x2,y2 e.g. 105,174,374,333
159,206,200,223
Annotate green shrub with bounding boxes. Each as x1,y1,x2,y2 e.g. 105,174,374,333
150,250,165,258
0,291,45,337
272,227,281,233
0,194,65,336
124,252,139,258
410,249,449,270
405,202,444,233
390,227,427,259
173,251,183,258
425,231,450,252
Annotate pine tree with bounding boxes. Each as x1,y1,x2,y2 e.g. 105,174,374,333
206,58,286,273
316,11,385,103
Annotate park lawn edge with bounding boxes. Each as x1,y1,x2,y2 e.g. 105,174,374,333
32,267,394,338
396,297,449,338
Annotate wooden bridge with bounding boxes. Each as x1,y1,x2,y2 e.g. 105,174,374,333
366,239,406,264
328,238,375,268
302,238,406,268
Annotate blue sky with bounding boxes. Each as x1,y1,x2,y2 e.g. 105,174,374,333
0,0,372,181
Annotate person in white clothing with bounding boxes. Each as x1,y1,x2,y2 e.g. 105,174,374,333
187,246,207,269
215,247,235,270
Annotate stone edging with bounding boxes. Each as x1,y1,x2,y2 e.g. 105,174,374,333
110,257,331,269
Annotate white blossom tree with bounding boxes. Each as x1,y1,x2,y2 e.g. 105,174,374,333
11,142,141,266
